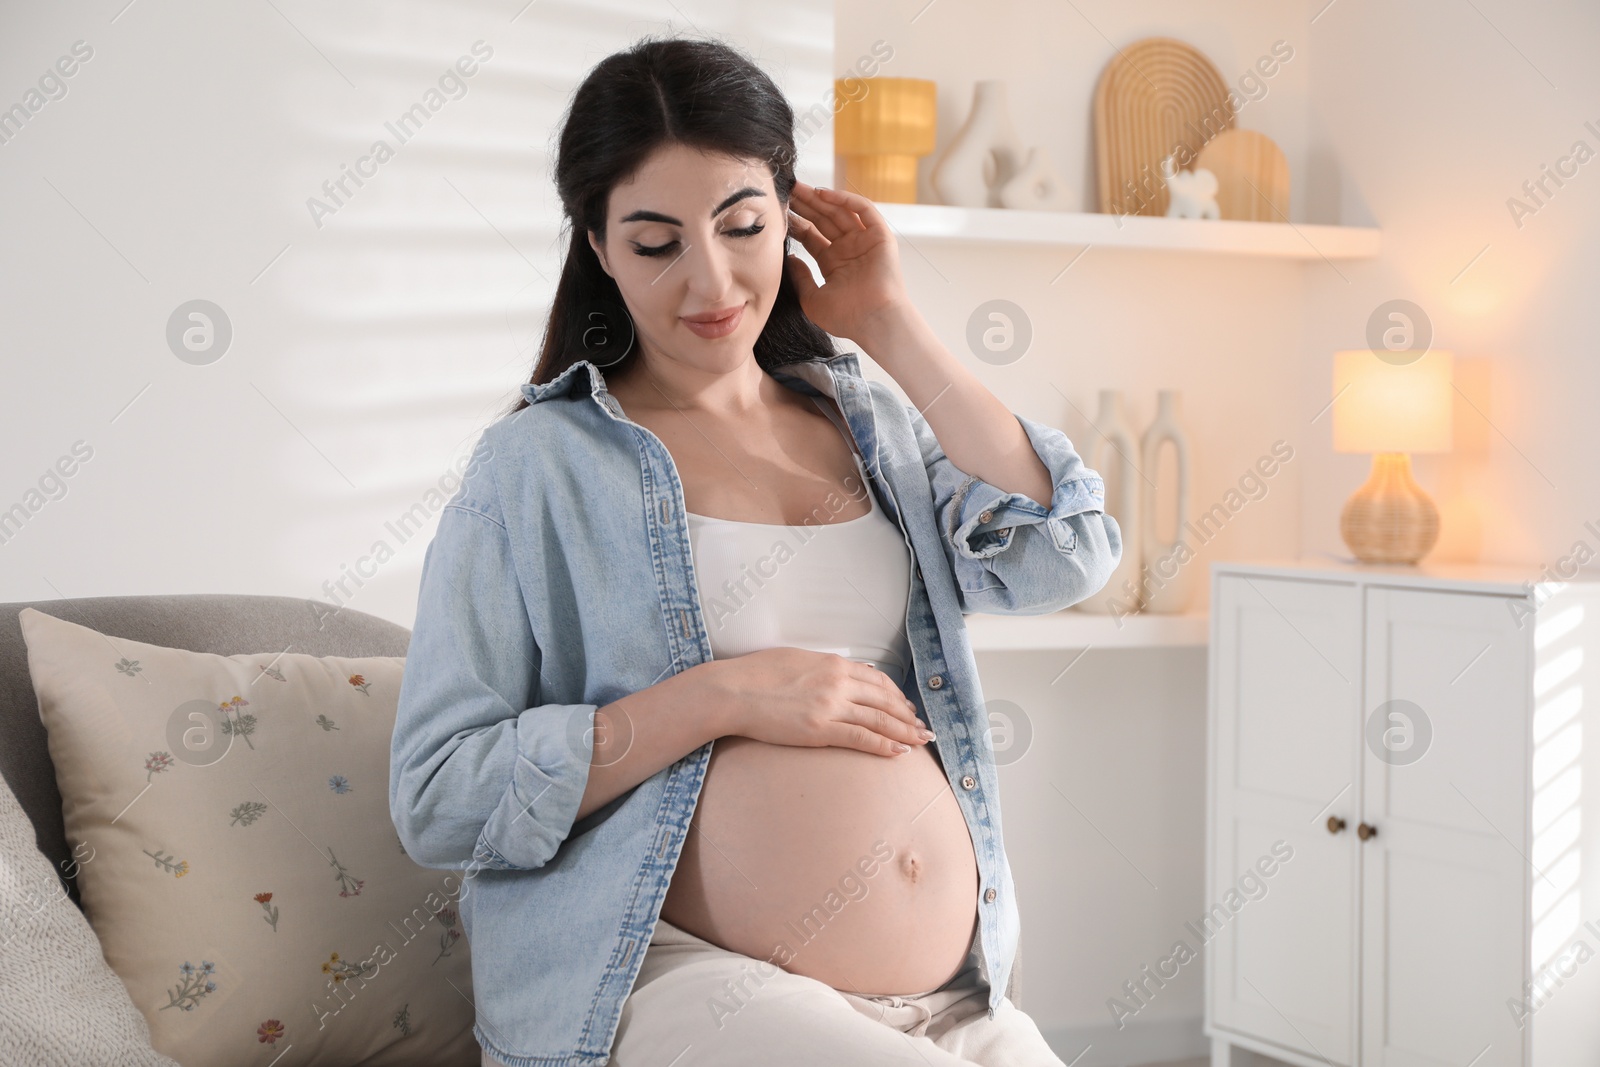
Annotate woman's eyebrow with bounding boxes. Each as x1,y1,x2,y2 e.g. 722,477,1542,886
619,187,765,226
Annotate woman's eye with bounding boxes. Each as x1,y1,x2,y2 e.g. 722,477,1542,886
633,241,677,258
632,221,766,258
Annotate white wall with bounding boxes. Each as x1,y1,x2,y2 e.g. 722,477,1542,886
0,0,833,626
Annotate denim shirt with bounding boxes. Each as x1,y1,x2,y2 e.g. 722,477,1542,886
389,347,1121,1066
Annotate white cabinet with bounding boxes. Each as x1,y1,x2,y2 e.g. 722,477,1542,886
1209,574,1361,1064
1205,559,1600,1067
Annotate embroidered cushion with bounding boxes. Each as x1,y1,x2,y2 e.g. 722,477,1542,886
18,606,478,1066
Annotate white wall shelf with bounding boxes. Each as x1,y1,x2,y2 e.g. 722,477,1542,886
965,608,1208,652
876,202,1381,260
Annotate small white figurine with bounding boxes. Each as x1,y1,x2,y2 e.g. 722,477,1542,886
1162,153,1220,219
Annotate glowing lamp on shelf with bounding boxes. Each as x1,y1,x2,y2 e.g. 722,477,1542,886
1331,349,1454,565
832,77,937,204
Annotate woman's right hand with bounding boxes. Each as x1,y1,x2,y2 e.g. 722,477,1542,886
692,647,934,756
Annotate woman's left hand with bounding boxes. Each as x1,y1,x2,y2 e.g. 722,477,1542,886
783,180,910,344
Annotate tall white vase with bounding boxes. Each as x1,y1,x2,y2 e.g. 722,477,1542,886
930,80,1027,208
1073,389,1143,616
1140,390,1196,614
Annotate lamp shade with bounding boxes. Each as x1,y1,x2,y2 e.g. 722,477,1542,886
1332,349,1454,454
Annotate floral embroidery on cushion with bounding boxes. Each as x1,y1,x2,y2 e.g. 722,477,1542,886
255,892,279,931
229,801,268,827
115,656,142,677
218,695,256,749
432,907,461,966
257,1019,285,1044
161,960,217,1011
329,775,351,794
315,714,339,731
257,662,286,682
348,673,372,695
327,847,364,897
143,848,188,877
322,949,378,988
393,1004,412,1036
145,750,175,781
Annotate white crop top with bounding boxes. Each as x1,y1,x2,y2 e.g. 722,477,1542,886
684,395,914,685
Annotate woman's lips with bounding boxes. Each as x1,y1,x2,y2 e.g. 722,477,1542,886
682,304,743,339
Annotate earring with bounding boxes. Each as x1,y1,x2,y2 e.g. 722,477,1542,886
575,298,636,368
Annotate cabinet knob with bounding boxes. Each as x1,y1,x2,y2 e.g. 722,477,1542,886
1357,822,1378,841
1326,816,1347,835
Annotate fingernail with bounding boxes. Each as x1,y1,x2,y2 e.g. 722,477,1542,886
919,729,936,742
892,742,910,753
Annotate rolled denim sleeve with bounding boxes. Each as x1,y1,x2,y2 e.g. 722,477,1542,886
389,434,596,873
909,402,1123,615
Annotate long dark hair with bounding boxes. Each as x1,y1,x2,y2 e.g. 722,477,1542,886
503,34,837,418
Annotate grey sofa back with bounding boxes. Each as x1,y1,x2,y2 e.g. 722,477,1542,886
0,594,411,911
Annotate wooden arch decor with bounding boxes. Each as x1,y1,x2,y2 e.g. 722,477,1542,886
1094,37,1234,218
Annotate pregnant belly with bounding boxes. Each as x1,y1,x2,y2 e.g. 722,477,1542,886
659,734,980,997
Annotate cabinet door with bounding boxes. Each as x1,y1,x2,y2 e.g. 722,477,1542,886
1210,574,1361,1065
1362,587,1530,1067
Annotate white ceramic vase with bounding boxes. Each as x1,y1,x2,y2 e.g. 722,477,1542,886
931,80,1027,208
999,145,1075,211
1139,389,1196,613
1073,389,1143,616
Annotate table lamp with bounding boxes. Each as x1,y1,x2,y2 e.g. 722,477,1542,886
1331,349,1454,564
832,78,937,203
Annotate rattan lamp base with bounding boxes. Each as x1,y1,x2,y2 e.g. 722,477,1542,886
1340,452,1439,565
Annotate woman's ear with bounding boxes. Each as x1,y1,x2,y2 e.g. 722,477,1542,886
587,229,612,279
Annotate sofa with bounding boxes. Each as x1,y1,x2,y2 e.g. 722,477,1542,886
0,593,1019,1063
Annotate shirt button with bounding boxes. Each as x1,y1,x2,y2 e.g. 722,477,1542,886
978,509,993,523
928,674,943,690
984,887,997,903
961,774,976,790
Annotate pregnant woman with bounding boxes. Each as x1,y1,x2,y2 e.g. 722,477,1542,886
390,34,1122,1067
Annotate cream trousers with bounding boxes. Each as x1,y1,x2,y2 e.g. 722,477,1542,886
482,916,1066,1066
